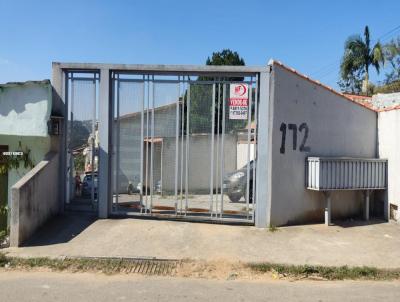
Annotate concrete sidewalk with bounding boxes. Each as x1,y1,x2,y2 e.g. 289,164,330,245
3,213,400,269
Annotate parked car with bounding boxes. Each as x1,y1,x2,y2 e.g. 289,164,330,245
223,160,255,203
82,173,98,198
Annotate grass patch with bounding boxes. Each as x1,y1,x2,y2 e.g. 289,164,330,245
248,262,400,280
0,253,178,275
268,225,278,232
1,252,400,281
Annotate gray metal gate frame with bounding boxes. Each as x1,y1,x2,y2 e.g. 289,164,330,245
53,63,271,227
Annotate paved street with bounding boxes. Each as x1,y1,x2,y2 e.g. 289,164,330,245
1,271,399,302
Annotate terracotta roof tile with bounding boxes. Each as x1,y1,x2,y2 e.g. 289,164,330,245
268,60,378,112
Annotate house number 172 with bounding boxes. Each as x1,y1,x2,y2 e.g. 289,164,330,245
279,122,310,154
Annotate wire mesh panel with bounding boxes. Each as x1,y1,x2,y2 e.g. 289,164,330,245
65,73,99,211
111,76,144,212
110,72,258,223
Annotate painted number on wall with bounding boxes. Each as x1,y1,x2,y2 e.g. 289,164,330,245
279,122,310,154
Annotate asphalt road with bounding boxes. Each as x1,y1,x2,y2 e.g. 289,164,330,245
1,271,400,302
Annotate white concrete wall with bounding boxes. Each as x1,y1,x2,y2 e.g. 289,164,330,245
378,109,400,220
161,134,237,194
114,105,177,193
237,143,255,169
0,81,52,137
10,152,59,246
268,63,377,226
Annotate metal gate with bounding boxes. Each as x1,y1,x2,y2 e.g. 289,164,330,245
111,72,258,223
65,71,99,212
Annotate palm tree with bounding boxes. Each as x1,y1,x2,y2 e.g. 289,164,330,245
340,26,385,95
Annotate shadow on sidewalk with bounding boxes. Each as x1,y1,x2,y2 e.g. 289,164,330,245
333,218,387,228
22,212,97,247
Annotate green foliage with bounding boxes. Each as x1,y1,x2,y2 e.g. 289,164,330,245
375,80,400,93
383,38,400,84
0,205,7,216
268,224,278,232
340,26,385,95
74,153,85,172
206,49,245,67
248,262,400,280
69,120,91,149
188,49,247,134
337,68,364,94
0,142,34,175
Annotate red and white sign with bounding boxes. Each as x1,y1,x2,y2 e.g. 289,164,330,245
229,83,249,120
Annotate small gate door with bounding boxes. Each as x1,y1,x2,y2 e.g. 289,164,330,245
65,72,99,212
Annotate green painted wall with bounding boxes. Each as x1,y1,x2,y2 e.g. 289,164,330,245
0,135,51,209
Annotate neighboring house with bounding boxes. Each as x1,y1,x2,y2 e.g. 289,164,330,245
374,93,400,221
114,102,241,194
343,92,400,221
0,80,60,236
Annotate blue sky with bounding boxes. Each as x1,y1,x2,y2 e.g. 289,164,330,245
1,0,399,89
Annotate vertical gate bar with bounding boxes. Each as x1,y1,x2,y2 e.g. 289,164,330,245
174,77,180,214
210,83,216,216
64,73,70,207
91,73,97,208
150,75,155,213
160,140,163,195
215,82,221,217
145,75,150,213
115,74,120,209
185,84,191,215
180,77,185,215
252,74,259,221
140,75,145,212
245,77,253,219
69,77,75,205
219,84,226,218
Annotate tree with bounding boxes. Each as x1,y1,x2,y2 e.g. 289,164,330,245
340,26,384,95
383,38,400,84
337,68,364,94
188,49,247,134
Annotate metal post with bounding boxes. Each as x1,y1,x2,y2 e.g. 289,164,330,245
180,78,185,215
174,77,180,214
115,74,120,210
150,76,155,213
68,77,75,205
245,78,253,219
365,190,370,221
98,68,111,219
210,83,216,216
140,75,145,212
145,75,150,213
252,74,259,221
185,84,191,215
324,191,331,226
215,82,221,217
219,84,226,218
91,74,97,209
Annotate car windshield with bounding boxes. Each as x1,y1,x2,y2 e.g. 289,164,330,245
243,160,255,170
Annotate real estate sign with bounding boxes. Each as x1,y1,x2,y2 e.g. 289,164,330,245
229,83,249,120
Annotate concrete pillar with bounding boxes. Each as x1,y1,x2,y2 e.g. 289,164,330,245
98,68,111,219
324,191,331,226
255,68,272,228
51,63,66,213
364,190,370,221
